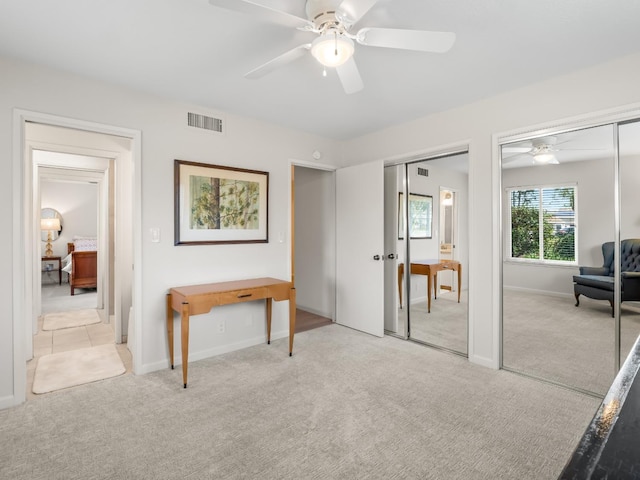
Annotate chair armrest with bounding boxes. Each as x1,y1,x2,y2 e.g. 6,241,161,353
622,272,640,279
579,266,609,276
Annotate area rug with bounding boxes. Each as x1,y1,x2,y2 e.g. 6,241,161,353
42,309,101,330
32,344,125,394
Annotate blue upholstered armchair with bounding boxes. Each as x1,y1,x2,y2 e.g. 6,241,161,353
573,239,640,316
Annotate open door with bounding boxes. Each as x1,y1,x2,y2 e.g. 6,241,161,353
336,160,384,337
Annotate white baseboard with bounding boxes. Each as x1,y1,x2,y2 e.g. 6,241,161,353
0,394,18,410
469,354,498,369
140,328,290,374
503,285,574,299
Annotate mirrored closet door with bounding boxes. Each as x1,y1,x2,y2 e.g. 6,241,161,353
384,153,469,355
618,120,640,367
501,121,640,396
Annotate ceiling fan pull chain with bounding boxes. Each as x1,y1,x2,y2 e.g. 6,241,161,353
334,30,338,58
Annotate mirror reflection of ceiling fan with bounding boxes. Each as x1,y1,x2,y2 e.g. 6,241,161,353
502,137,563,165
502,135,607,166
208,0,456,94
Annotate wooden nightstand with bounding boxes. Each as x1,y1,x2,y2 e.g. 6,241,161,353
41,256,62,285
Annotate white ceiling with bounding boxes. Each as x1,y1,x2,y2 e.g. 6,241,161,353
2,0,640,141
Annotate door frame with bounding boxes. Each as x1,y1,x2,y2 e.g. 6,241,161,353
494,104,640,373
11,109,142,407
36,162,110,335
289,159,337,313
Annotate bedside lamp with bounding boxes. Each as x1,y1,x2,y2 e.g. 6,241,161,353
41,217,61,257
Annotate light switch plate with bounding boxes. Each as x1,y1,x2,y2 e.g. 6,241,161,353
150,227,160,243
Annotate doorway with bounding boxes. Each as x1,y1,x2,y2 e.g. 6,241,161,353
292,164,336,332
12,111,141,406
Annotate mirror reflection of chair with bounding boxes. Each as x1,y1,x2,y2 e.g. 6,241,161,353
573,239,640,316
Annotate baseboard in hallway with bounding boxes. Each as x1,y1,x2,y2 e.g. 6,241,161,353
295,309,332,333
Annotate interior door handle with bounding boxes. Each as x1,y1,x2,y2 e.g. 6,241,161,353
387,253,396,260
373,255,381,261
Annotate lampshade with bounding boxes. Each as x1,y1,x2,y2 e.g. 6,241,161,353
41,217,61,231
311,30,354,67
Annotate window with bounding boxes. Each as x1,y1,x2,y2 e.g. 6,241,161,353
507,185,576,263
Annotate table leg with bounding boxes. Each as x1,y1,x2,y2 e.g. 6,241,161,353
434,271,438,299
457,264,462,303
58,261,62,285
289,288,296,357
181,302,190,389
427,270,433,313
166,294,174,369
266,298,272,344
397,264,403,308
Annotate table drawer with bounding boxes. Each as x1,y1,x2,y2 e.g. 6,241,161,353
217,287,269,305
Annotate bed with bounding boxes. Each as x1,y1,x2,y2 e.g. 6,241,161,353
63,237,97,295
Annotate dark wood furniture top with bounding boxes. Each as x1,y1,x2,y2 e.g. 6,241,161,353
560,334,640,479
166,277,296,388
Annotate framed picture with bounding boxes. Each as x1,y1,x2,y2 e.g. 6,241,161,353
174,160,269,245
398,192,433,239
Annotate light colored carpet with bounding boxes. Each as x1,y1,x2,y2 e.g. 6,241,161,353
503,290,640,396
2,325,599,480
409,290,468,354
42,308,101,330
32,344,125,394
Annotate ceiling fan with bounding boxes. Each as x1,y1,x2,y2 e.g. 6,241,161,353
208,0,456,94
502,138,562,165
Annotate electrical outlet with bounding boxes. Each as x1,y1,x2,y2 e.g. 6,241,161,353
216,320,226,333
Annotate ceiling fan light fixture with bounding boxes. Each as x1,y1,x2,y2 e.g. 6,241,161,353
311,30,354,67
533,152,556,164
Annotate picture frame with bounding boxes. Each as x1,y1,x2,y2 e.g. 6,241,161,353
398,192,433,240
174,159,269,245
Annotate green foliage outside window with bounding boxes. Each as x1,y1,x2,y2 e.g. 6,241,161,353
510,187,575,262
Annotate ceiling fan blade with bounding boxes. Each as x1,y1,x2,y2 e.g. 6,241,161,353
336,0,380,26
502,153,533,164
357,28,456,53
208,0,312,30
336,57,364,94
244,44,311,79
502,147,533,153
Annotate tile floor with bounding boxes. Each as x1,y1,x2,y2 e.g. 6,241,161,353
27,283,132,399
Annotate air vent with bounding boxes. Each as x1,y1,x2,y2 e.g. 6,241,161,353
418,167,428,177
187,112,223,133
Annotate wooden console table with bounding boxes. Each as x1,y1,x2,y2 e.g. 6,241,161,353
166,277,296,388
398,260,461,312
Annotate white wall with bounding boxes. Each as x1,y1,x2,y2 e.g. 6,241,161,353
40,178,98,259
341,52,640,367
0,54,339,407
294,166,336,318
